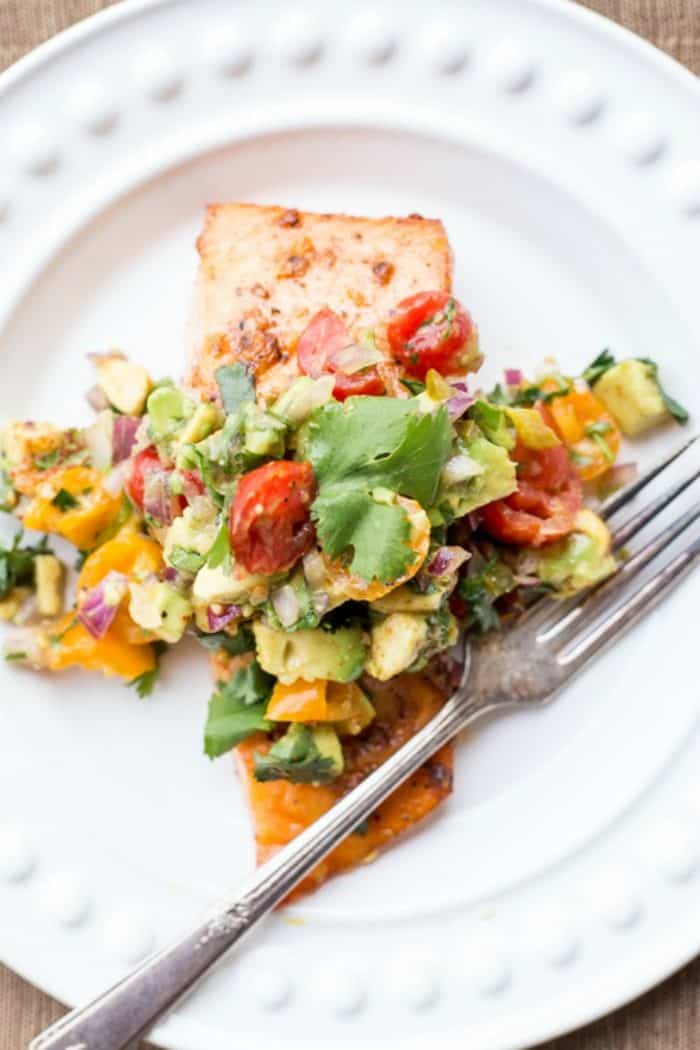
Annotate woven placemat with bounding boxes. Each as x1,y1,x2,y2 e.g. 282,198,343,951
0,1,698,1047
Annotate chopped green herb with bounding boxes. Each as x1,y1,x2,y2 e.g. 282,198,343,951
637,358,690,424
215,363,255,415
206,521,231,571
4,651,27,662
74,550,89,571
584,420,614,438
203,661,274,758
458,559,516,634
33,448,62,470
253,724,339,784
127,640,168,699
51,489,79,512
168,546,205,574
49,615,78,645
509,384,570,407
0,533,49,600
582,349,616,386
401,378,425,396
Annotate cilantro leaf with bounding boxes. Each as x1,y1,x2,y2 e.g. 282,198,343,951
312,485,412,581
300,397,451,581
253,724,339,784
215,364,255,415
458,559,515,634
206,521,231,570
582,349,616,386
51,489,79,512
127,640,168,699
0,533,49,600
204,661,274,758
33,448,62,470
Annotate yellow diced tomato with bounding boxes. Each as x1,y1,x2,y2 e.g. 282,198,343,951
78,531,163,647
22,466,122,550
266,679,328,722
47,613,156,680
541,381,621,481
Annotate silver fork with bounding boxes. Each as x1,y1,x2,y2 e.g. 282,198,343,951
31,436,700,1050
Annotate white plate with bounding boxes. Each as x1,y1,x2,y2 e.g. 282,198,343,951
0,1,699,1047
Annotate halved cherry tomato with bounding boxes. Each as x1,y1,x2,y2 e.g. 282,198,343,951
480,443,582,547
126,447,195,516
540,381,621,482
296,308,384,402
386,291,478,379
126,447,163,511
229,460,316,575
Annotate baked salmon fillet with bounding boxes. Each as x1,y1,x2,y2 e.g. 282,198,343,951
193,203,455,900
187,202,452,402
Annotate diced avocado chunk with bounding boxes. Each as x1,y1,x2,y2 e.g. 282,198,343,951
253,723,344,784
193,563,269,605
373,581,449,614
178,403,222,446
34,554,64,617
365,613,428,681
538,510,615,595
147,387,194,439
253,621,366,684
96,357,152,415
164,506,218,570
243,403,286,457
271,376,335,425
439,433,517,520
592,359,667,436
128,580,192,644
468,401,515,450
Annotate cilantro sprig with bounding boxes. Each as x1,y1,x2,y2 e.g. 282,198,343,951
203,661,273,758
0,533,49,600
253,725,339,784
300,397,451,582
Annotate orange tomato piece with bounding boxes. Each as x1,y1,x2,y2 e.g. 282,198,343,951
325,681,368,722
77,531,164,647
47,613,156,680
235,673,453,902
541,381,621,481
266,679,328,722
22,466,122,550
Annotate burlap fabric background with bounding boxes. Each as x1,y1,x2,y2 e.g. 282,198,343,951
0,1,698,1047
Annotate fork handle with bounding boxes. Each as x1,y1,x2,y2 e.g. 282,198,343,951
31,694,486,1050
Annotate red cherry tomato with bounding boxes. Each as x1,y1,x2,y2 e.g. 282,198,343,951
296,308,384,402
479,443,582,548
126,447,195,517
125,447,162,511
229,461,317,575
387,291,476,379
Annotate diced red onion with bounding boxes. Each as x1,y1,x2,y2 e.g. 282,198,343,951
143,468,175,525
442,453,482,485
329,343,385,374
446,385,474,421
505,368,522,386
103,460,129,496
271,584,301,627
207,604,241,632
112,416,141,464
428,546,470,577
86,384,109,412
513,574,541,587
78,571,128,639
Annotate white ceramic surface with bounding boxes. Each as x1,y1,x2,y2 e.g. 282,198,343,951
0,2,698,1048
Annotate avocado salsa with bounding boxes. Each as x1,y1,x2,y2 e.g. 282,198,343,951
0,294,689,788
